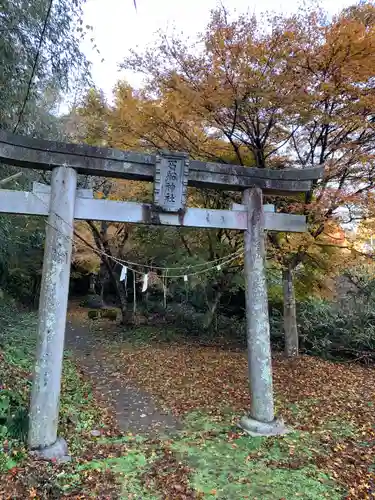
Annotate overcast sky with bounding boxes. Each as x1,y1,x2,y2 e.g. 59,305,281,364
80,0,355,100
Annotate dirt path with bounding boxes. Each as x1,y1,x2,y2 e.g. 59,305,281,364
64,318,181,436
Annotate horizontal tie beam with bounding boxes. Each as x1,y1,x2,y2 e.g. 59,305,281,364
0,189,307,232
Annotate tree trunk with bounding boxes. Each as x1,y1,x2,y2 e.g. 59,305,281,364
203,289,223,330
203,271,235,330
87,220,128,324
283,265,299,357
98,259,106,302
115,277,128,324
88,273,96,294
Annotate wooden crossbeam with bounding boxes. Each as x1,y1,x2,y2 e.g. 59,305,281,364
0,189,307,232
0,131,323,195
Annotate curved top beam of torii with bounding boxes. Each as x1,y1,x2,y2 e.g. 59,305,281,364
0,131,322,194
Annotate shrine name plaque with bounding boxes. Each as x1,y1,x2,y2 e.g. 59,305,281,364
153,151,189,212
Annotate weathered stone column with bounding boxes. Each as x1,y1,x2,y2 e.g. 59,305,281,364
28,166,77,458
240,188,287,436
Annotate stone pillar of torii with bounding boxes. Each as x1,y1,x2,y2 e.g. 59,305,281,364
0,132,322,459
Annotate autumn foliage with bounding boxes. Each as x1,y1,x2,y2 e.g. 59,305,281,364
68,2,375,355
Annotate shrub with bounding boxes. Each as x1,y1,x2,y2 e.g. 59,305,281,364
87,308,118,320
296,297,375,361
0,390,28,441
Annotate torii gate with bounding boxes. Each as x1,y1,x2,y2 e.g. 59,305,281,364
0,131,322,459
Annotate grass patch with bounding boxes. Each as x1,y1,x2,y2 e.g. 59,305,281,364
78,451,161,499
170,412,343,499
190,465,337,499
182,409,235,433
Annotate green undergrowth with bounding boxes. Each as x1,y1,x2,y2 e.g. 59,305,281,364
173,412,343,499
0,300,36,470
78,451,160,499
72,410,345,499
0,298,102,473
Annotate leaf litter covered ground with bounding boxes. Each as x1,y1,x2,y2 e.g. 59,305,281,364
1,303,375,498
74,318,375,499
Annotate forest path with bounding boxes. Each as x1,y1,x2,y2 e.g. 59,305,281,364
64,310,182,436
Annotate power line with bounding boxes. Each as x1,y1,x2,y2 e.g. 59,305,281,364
13,0,54,134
